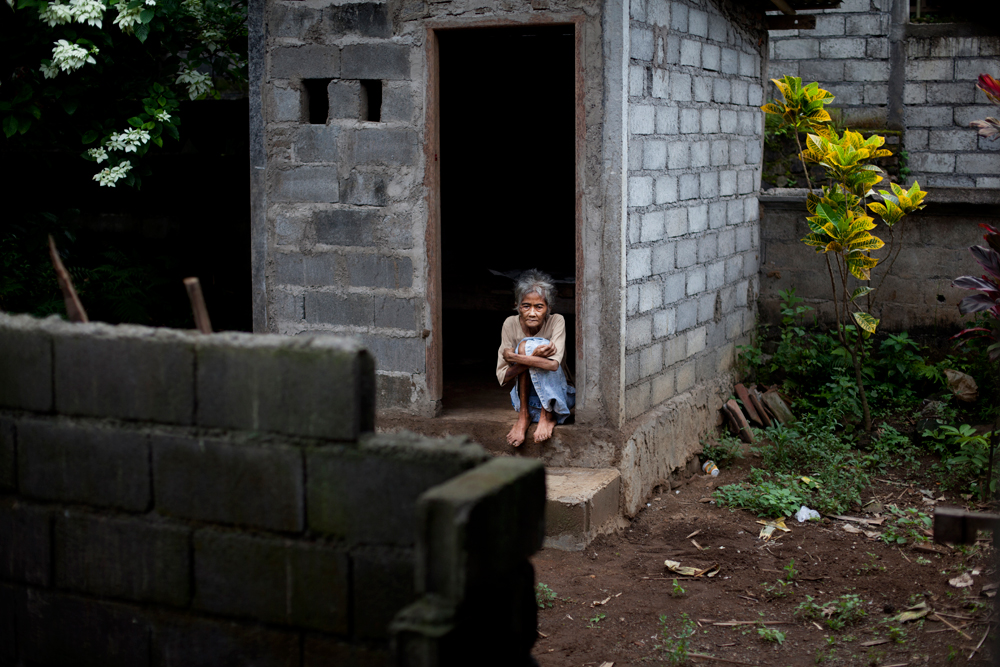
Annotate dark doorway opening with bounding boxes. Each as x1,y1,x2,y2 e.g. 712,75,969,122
438,25,576,415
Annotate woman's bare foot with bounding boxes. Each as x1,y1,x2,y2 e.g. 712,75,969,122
534,409,556,443
507,414,529,447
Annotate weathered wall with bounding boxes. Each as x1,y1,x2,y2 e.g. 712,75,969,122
256,0,618,422
615,0,764,513
759,187,1000,331
0,313,543,666
766,0,1000,189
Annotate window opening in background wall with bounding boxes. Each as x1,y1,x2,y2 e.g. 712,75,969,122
436,25,576,416
360,80,382,121
302,78,332,124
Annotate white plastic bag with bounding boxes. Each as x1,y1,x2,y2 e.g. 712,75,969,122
795,506,820,523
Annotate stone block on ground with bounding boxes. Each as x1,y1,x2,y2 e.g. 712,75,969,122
543,468,621,551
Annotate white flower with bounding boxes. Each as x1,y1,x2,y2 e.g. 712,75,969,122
51,40,98,73
175,68,213,100
40,61,60,79
113,3,141,33
87,147,108,163
69,0,106,28
144,0,155,5
39,2,74,26
105,132,126,151
154,109,171,122
93,160,132,187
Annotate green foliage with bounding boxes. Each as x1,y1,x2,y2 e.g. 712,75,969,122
671,578,686,598
535,582,557,609
757,626,785,644
783,558,798,582
700,431,744,469
587,612,606,628
0,216,190,326
922,424,998,499
2,0,247,187
655,613,695,666
880,506,931,545
763,76,928,432
796,594,868,631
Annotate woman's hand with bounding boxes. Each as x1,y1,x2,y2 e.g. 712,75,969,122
532,343,556,358
502,347,518,364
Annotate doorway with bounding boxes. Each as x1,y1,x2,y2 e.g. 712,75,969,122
436,24,577,415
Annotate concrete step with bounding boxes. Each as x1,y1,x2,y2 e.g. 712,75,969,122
544,467,622,551
377,410,617,469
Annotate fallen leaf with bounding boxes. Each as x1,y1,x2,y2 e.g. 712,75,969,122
686,529,702,539
591,596,611,607
860,638,890,647
896,601,931,622
842,523,863,534
950,572,974,588
599,662,614,667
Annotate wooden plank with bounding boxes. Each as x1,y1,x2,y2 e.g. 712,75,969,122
183,277,213,334
47,235,88,323
766,14,817,30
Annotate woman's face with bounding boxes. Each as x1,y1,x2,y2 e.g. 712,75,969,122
518,291,549,330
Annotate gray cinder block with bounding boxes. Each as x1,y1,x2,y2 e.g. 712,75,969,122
195,333,375,440
17,419,150,511
0,501,51,585
0,419,13,492
153,435,304,531
294,125,340,163
306,433,488,544
324,2,390,37
52,321,195,424
327,80,362,120
341,44,410,80
153,615,301,667
348,129,417,166
346,254,413,289
352,546,415,640
0,314,52,412
304,292,374,326
273,166,340,203
17,588,151,667
341,171,388,206
270,45,340,80
54,513,191,606
415,457,545,598
193,530,349,633
314,208,379,247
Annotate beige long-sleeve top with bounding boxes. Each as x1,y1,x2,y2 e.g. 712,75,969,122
495,314,566,386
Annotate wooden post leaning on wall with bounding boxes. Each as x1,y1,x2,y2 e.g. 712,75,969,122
183,277,213,334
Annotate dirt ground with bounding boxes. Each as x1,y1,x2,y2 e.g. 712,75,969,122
531,457,998,667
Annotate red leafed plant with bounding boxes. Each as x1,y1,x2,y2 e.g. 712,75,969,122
970,75,1000,141
951,223,1000,362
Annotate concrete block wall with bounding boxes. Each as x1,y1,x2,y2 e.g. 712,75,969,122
767,0,890,117
904,34,1000,188
263,0,427,411
766,3,1000,189
0,313,546,666
624,0,763,422
758,188,1000,331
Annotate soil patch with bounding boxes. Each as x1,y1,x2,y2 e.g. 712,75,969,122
532,458,997,666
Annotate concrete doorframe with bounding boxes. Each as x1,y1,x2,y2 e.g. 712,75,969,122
422,16,587,414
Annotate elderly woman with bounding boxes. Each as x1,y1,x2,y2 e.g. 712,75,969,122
496,269,576,447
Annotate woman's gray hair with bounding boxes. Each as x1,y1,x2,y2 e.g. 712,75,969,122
513,269,555,311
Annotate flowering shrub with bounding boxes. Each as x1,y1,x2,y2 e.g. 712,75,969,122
1,0,247,188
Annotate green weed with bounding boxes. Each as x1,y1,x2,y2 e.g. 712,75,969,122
655,613,695,665
535,582,557,609
757,626,785,644
796,594,867,631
